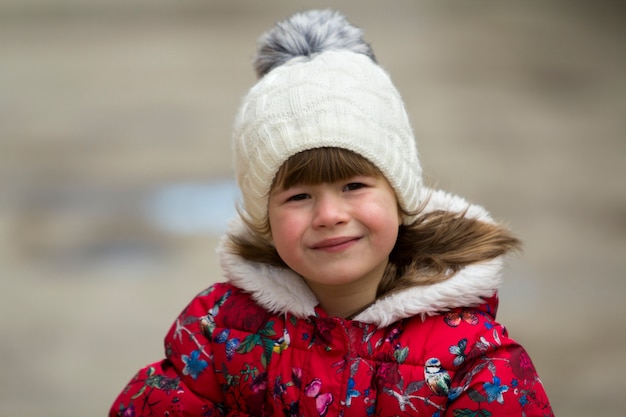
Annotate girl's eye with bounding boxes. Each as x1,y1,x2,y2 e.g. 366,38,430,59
344,182,366,191
286,193,309,202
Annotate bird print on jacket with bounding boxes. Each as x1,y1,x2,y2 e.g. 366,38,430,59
110,283,553,416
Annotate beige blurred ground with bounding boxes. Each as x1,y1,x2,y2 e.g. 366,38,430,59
1,0,625,416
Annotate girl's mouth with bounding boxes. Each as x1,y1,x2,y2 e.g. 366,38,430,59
311,236,360,251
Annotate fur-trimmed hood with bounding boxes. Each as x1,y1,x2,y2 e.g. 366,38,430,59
217,189,506,328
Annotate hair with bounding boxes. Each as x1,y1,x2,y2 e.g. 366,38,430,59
227,147,521,298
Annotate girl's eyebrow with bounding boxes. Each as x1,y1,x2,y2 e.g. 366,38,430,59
270,184,298,196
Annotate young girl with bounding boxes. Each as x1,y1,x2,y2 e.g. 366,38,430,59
110,9,553,417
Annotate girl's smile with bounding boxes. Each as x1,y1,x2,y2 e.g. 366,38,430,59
268,175,401,315
310,236,361,251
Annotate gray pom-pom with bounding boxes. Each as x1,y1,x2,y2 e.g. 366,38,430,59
254,9,376,79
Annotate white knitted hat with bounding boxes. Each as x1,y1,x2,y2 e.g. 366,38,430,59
233,10,422,230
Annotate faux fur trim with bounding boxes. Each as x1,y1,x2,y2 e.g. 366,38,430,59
217,189,505,327
353,258,502,327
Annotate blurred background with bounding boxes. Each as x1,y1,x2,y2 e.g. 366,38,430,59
1,0,624,415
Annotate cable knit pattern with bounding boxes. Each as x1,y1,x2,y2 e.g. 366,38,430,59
232,50,421,228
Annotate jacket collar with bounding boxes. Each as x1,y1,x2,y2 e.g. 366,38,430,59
217,189,504,327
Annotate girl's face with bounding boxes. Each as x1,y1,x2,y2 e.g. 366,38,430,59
268,174,401,293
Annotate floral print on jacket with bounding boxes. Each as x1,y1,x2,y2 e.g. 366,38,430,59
111,283,553,416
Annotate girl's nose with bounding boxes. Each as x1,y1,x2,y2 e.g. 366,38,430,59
311,192,349,228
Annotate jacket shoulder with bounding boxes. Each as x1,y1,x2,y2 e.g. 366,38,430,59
414,308,553,416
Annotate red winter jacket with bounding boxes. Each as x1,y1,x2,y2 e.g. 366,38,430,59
110,190,553,417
